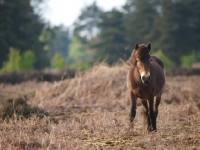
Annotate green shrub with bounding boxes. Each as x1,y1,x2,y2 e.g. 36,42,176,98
67,36,91,71
181,52,195,68
51,53,66,69
153,50,172,70
20,50,35,71
1,47,21,72
1,48,35,72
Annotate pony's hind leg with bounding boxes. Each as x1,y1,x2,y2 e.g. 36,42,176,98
154,92,162,126
141,99,151,131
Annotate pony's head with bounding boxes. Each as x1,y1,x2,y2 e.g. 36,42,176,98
130,43,152,84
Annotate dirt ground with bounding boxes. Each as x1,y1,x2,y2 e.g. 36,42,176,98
0,64,199,149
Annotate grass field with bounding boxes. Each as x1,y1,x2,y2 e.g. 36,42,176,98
0,64,199,149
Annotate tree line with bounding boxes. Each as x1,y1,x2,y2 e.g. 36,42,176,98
74,0,200,67
0,0,200,72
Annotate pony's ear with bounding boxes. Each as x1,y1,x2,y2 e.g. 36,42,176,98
134,44,139,50
147,42,151,51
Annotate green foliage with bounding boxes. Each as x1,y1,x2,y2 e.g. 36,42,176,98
153,50,172,70
51,53,67,69
1,48,21,72
20,51,35,71
68,36,88,62
67,36,91,71
181,52,195,68
1,48,35,72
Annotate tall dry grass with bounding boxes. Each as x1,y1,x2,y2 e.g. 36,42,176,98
0,64,199,149
29,64,130,116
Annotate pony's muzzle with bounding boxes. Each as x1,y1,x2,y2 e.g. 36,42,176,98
141,75,151,84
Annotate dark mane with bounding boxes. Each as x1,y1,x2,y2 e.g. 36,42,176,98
129,44,150,65
136,44,150,59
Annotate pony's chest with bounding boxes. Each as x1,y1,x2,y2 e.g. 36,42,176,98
132,87,150,99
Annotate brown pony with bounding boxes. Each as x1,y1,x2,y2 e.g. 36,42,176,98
127,43,165,132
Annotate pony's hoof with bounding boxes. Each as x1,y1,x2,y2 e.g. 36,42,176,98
129,122,134,128
147,127,157,132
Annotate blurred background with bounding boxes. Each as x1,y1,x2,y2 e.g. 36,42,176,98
0,0,200,73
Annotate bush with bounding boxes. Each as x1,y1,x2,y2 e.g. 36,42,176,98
0,97,48,121
51,53,67,69
181,52,195,68
20,50,35,71
153,50,172,70
1,48,35,72
1,47,21,72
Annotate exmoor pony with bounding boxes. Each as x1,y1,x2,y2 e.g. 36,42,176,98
127,43,165,132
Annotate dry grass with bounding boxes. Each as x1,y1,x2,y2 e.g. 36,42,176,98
0,64,199,149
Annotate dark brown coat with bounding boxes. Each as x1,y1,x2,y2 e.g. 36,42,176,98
127,43,165,132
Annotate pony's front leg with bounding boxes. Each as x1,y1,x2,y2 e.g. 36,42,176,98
141,99,151,131
148,95,157,131
129,91,137,126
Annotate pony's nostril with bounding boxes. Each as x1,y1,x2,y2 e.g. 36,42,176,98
142,76,145,81
142,75,151,83
148,75,151,81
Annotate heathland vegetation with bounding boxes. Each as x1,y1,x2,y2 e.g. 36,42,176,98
0,64,199,149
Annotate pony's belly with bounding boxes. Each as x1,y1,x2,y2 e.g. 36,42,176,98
137,94,149,99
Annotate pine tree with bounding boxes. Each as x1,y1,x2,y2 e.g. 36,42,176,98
73,1,103,42
92,9,127,64
124,0,158,49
